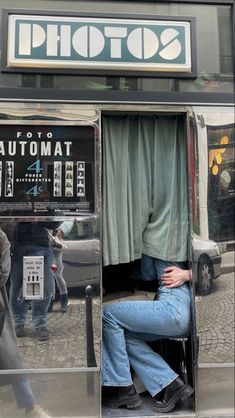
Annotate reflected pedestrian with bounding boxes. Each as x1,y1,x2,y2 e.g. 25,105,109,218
50,220,74,313
0,227,50,417
9,220,59,341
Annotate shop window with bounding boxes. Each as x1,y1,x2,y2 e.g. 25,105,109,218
207,124,235,241
106,77,138,91
218,9,233,74
22,74,37,88
22,75,54,88
40,75,54,88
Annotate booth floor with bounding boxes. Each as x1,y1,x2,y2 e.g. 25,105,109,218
103,392,195,417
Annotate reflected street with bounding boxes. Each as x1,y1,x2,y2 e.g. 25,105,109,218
15,296,100,369
196,269,234,364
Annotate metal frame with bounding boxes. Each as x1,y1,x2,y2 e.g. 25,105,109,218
0,102,234,416
0,89,234,106
91,0,233,3
1,9,197,78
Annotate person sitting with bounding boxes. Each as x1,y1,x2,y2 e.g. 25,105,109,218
102,255,193,413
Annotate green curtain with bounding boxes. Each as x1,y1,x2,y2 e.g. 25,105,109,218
102,115,188,266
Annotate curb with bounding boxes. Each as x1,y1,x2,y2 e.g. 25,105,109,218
221,266,234,275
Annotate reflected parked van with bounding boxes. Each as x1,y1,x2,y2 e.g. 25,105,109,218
60,220,100,289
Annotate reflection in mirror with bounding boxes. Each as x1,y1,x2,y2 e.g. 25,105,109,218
0,371,100,417
0,219,100,371
191,108,234,364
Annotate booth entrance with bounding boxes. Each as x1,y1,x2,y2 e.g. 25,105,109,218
101,111,195,417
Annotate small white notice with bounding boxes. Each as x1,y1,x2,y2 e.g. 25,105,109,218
23,256,44,300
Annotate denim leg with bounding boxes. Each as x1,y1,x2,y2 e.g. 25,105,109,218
102,297,189,391
53,250,67,295
31,247,54,329
102,317,133,386
31,296,51,329
10,255,30,326
125,332,177,396
12,376,35,409
10,300,30,327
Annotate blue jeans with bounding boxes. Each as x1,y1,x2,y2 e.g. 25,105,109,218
102,256,191,396
12,376,35,409
53,248,68,295
10,245,54,329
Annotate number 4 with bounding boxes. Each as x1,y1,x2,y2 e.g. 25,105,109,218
27,160,42,173
27,185,43,197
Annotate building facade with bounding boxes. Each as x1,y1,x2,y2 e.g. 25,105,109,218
0,1,234,417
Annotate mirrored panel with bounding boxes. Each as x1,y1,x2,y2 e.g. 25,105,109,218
191,107,234,364
0,108,101,373
0,370,100,417
0,219,101,370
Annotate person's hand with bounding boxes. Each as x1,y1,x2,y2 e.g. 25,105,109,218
161,266,191,288
54,228,64,239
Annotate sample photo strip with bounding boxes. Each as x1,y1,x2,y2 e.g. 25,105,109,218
53,161,62,197
65,161,74,197
5,161,14,197
77,161,85,197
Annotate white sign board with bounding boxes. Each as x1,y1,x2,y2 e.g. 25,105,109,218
23,256,44,300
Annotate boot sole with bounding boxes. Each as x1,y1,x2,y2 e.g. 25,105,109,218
153,385,193,413
37,334,49,341
103,394,142,409
15,332,26,338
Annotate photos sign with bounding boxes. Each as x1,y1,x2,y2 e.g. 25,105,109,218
4,13,195,75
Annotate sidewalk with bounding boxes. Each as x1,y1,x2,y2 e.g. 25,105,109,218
221,251,234,274
16,296,101,369
0,296,101,418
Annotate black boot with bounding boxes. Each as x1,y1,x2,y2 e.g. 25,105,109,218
153,377,193,413
102,385,142,409
15,324,25,338
60,294,68,313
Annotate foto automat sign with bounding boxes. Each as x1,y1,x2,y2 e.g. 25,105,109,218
4,13,196,75
0,124,96,216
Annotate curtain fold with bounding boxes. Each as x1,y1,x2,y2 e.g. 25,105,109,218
103,115,188,266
